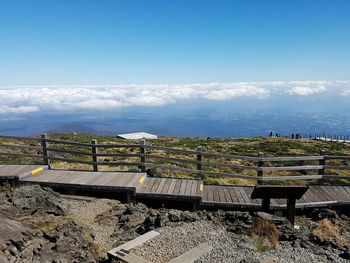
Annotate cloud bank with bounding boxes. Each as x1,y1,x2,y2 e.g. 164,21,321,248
0,80,349,114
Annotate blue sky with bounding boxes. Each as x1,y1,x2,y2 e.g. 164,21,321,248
1,0,349,85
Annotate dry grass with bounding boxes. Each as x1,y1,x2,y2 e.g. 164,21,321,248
313,219,350,248
252,218,279,246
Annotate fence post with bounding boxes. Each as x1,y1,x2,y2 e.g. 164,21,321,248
41,134,50,167
257,152,264,185
318,149,326,184
140,140,146,172
196,146,203,179
91,139,98,171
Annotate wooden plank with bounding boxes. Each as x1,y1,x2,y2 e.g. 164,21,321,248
113,174,137,189
218,185,227,203
337,186,350,199
261,156,324,162
150,178,162,193
233,187,246,204
325,156,350,160
185,179,193,196
173,180,183,196
306,188,320,202
31,170,69,183
213,186,220,202
190,180,198,196
179,180,188,196
201,152,260,161
168,243,212,263
296,201,338,207
114,250,152,263
166,179,177,195
312,186,332,201
222,187,234,203
331,186,349,201
260,165,323,172
155,178,167,194
227,187,240,203
327,186,342,201
102,173,131,187
325,186,344,201
108,230,159,256
341,186,350,196
299,189,313,203
131,174,147,188
145,178,157,192
205,186,214,202
324,165,350,170
262,175,323,181
239,188,252,204
161,178,172,194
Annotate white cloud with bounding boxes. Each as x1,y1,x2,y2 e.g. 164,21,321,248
0,105,39,114
341,89,350,96
287,86,327,96
0,80,349,114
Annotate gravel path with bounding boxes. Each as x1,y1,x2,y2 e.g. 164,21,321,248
67,198,120,252
131,220,346,263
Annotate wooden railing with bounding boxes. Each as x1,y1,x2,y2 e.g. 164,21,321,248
0,134,349,184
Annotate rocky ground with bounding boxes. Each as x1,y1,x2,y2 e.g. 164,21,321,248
0,185,349,263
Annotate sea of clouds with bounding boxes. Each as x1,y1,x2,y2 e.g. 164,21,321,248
0,80,349,115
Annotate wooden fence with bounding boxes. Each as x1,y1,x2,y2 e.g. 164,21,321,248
0,134,349,184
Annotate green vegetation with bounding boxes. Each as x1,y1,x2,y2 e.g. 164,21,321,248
255,236,272,252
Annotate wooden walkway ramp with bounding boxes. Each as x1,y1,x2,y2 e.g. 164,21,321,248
1,165,350,210
201,185,350,209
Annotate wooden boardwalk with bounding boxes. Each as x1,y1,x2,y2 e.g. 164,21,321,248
1,165,350,210
136,177,203,201
201,185,350,209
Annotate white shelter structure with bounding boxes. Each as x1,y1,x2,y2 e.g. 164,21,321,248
117,132,158,140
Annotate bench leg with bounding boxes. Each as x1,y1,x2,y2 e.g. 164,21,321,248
286,198,296,225
262,198,270,212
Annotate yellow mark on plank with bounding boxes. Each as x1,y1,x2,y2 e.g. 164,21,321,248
31,167,44,176
139,176,145,185
200,183,204,192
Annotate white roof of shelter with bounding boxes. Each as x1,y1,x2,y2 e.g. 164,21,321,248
117,132,158,140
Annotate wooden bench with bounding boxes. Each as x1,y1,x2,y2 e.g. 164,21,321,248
251,185,308,225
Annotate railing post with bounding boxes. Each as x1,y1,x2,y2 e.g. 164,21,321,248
196,146,203,179
41,134,50,167
140,140,146,172
318,149,326,183
91,139,98,172
257,152,264,185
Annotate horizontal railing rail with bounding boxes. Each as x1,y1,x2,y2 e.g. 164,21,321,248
0,134,349,184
